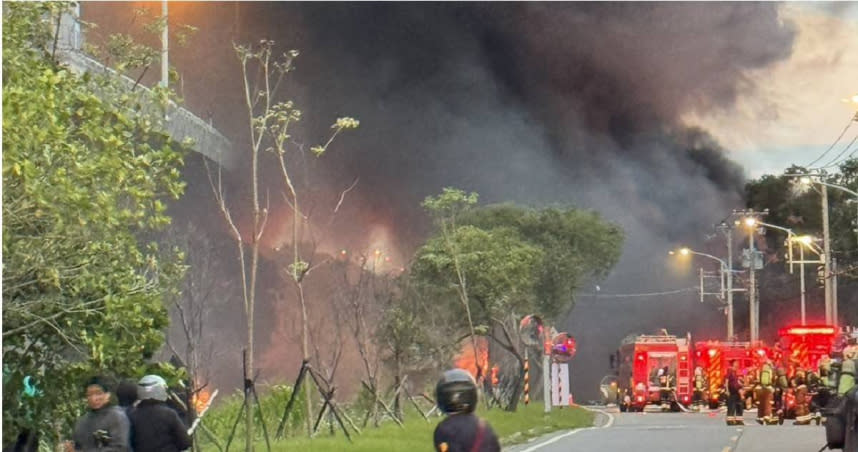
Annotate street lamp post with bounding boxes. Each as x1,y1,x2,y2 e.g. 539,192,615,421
746,216,825,327
794,175,858,327
672,248,734,339
789,235,825,326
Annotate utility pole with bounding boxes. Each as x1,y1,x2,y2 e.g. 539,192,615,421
832,258,838,325
161,0,169,88
822,185,832,325
800,243,806,325
749,230,758,342
718,223,735,340
731,209,767,343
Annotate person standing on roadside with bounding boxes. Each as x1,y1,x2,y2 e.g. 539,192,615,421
66,376,130,452
726,360,744,426
128,375,191,452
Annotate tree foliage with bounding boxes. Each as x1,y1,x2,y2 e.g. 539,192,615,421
411,189,623,411
414,226,543,323
460,204,624,320
2,3,186,442
745,162,858,328
414,189,625,328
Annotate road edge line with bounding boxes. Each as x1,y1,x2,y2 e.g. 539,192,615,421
517,428,592,452
517,407,614,452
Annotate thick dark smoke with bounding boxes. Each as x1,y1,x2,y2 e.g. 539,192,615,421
84,2,796,399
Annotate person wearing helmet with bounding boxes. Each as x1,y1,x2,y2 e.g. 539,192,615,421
127,375,192,452
755,360,774,424
66,375,130,452
433,369,500,452
692,366,706,409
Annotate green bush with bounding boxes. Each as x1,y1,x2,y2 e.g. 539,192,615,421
199,383,306,447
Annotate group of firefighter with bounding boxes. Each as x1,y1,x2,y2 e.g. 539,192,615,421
689,340,858,428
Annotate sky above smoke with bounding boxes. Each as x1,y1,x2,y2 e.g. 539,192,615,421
82,2,857,398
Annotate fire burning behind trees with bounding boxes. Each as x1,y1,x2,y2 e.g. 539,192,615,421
81,2,804,401
453,337,489,380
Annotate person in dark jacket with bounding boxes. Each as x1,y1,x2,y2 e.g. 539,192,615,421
433,368,500,452
66,375,130,452
116,379,138,417
128,375,191,452
726,360,745,426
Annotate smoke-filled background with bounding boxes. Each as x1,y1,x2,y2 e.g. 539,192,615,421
82,2,805,400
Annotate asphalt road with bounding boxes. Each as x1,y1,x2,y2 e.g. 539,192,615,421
507,407,829,452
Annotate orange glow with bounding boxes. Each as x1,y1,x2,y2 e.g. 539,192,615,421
192,387,211,414
453,337,488,379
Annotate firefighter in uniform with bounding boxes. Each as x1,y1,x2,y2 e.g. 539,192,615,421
726,360,744,425
755,360,774,424
693,366,706,410
743,367,757,411
773,366,789,423
793,368,813,424
823,357,857,449
433,369,501,452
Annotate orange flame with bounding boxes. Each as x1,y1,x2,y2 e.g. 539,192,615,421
453,337,489,380
192,388,211,414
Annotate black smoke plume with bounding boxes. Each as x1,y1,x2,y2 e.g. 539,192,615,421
84,2,796,399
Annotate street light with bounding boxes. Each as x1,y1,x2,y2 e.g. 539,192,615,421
789,235,825,325
791,174,857,327
671,247,735,339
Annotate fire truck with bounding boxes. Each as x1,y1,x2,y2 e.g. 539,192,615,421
617,333,692,411
694,341,769,408
776,325,837,374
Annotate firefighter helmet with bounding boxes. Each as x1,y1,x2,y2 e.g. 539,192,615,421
137,374,168,402
435,368,478,414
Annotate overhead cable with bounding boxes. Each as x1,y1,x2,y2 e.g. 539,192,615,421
578,287,697,300
805,113,858,168
815,133,858,170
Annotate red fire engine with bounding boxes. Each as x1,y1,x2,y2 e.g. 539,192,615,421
776,325,836,374
617,333,692,411
694,341,769,408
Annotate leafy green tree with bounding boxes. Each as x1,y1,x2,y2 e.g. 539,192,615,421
461,204,624,320
414,190,623,410
420,188,486,380
2,3,186,444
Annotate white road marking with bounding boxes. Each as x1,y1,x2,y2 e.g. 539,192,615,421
594,409,616,428
518,407,614,451
721,447,732,452
730,435,738,441
518,428,592,452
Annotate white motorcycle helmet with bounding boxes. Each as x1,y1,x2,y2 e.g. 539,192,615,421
137,374,168,402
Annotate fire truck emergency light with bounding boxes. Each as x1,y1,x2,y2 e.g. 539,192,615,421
781,326,836,336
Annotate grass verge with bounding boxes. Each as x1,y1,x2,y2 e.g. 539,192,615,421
260,403,593,452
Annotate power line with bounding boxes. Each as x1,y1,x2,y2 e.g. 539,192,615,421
805,112,858,168
815,133,858,170
578,287,697,300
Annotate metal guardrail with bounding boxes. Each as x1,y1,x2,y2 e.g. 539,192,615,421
55,27,236,169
